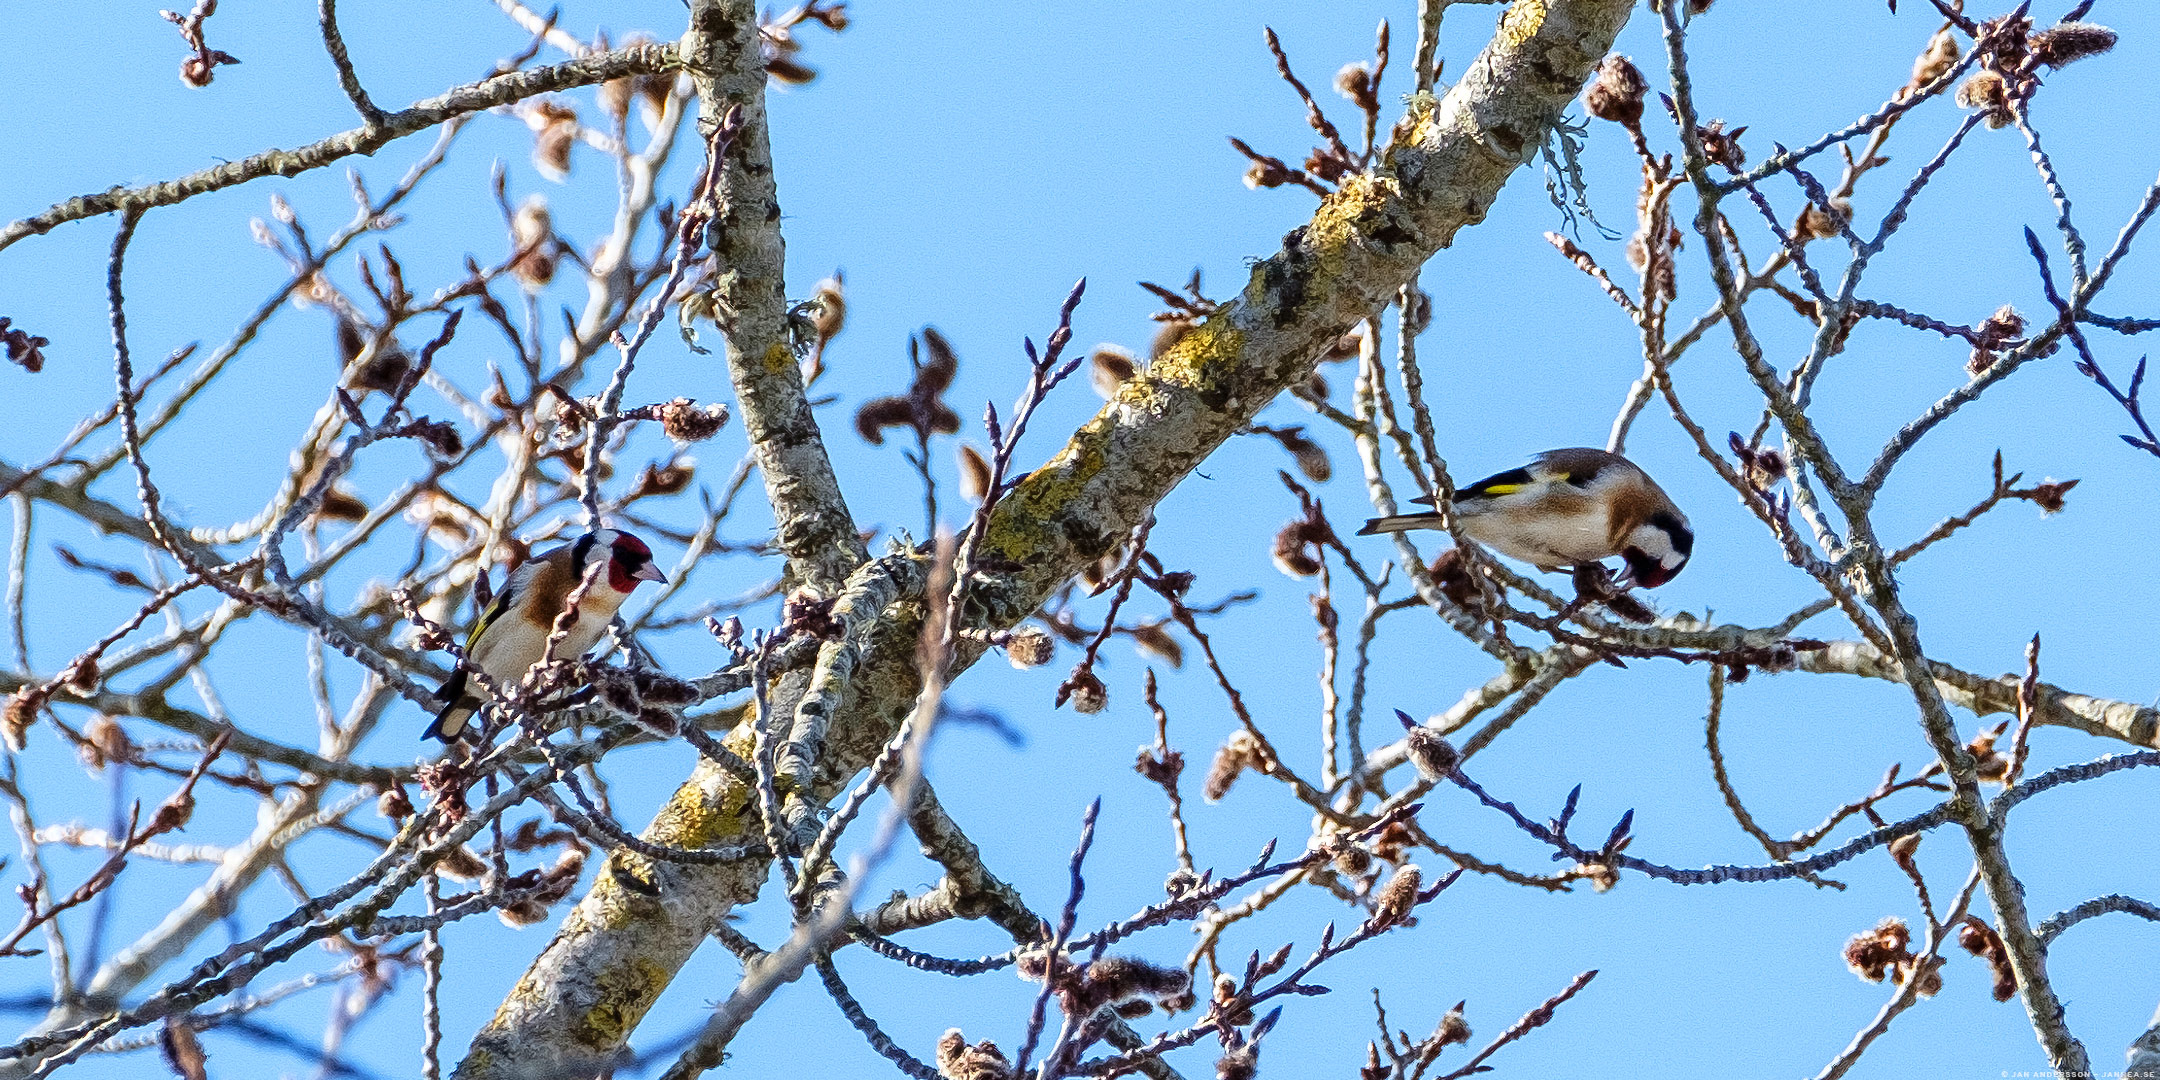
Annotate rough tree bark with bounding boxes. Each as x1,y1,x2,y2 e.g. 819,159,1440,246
453,0,1636,1075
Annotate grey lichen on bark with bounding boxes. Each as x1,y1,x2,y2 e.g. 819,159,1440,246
1799,639,2160,749
967,0,1634,624
862,780,1040,942
2129,1006,2160,1079
451,556,927,1080
684,0,866,594
454,1,1635,1075
448,10,878,1066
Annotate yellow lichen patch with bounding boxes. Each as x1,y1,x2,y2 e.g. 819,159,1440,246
649,767,755,849
1109,364,1169,410
980,422,1112,561
1306,173,1403,261
586,855,654,925
576,957,674,1049
1389,91,1443,157
763,341,794,373
721,721,758,764
1149,318,1247,395
1400,91,1438,131
1498,0,1547,47
1106,376,1183,426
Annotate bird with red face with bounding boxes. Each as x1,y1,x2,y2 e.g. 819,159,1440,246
1357,448,1694,588
425,529,667,742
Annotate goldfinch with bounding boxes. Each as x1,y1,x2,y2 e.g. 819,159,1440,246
1358,448,1693,587
425,529,667,742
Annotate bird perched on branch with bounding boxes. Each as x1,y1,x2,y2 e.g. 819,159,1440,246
426,529,667,742
1358,448,1693,588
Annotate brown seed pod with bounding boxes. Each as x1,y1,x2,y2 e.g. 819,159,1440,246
1955,71,2013,129
498,899,550,928
2029,22,2117,69
1334,61,1378,113
1,690,36,752
957,443,993,502
509,196,559,290
1090,346,1138,399
0,318,49,373
1129,621,1184,667
659,398,730,443
1843,916,1913,983
80,715,132,771
1404,724,1459,781
527,100,579,181
1909,29,1961,92
1003,626,1054,669
377,784,414,823
936,1029,1013,1080
1371,864,1422,928
1150,318,1194,360
1060,667,1108,714
1795,197,1852,242
1202,730,1260,802
1583,54,1648,127
435,846,491,883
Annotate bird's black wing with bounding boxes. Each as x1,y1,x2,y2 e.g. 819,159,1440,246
1532,449,1616,488
423,575,520,740
424,664,479,742
1456,466,1540,499
458,575,520,657
433,665,470,708
1549,461,1608,488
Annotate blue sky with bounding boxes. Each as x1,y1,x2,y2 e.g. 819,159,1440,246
5,1,2160,1077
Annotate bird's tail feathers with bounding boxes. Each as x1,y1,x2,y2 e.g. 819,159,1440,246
1357,513,1445,536
425,699,479,743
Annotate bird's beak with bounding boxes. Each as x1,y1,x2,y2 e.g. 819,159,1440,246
634,563,668,584
1632,565,1675,588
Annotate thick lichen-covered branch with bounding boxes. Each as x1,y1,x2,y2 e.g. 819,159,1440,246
453,553,928,1079
968,0,1632,624
685,0,864,591
454,1,1634,1073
